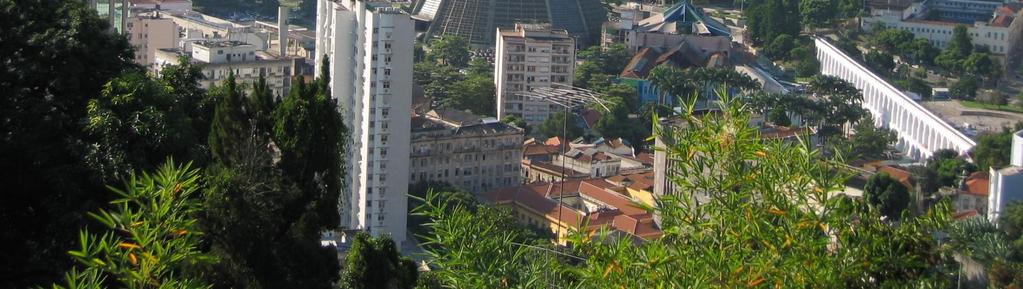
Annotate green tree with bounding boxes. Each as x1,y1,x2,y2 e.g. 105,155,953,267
502,115,530,135
249,74,277,133
413,191,567,288
972,124,1023,171
577,43,631,75
767,34,796,60
962,52,1000,81
946,24,974,59
340,232,418,289
537,112,583,140
465,57,493,78
871,28,915,55
1,0,136,286
574,61,612,90
84,71,206,181
864,51,896,75
800,0,835,30
767,107,792,126
841,115,898,161
445,76,496,117
50,161,213,289
208,73,252,166
936,25,973,71
806,75,867,139
160,56,214,146
909,38,940,65
926,149,977,187
428,35,471,68
648,65,696,104
864,172,912,220
594,102,642,147
950,75,980,100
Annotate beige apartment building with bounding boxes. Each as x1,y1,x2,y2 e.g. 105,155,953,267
495,23,575,125
411,109,524,193
153,40,295,96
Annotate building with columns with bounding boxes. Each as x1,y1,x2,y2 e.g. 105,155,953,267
814,37,975,160
316,0,414,245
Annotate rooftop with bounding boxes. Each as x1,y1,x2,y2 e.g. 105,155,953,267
961,171,989,197
412,109,522,135
486,179,662,240
194,40,251,48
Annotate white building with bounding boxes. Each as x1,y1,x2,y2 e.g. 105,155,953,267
153,40,295,96
862,0,1023,70
989,130,1023,223
316,0,413,245
410,109,524,193
495,24,575,125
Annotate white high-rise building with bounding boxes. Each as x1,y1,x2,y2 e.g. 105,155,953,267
316,0,413,245
495,24,575,125
989,130,1023,223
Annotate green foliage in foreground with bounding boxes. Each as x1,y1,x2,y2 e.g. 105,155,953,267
416,94,955,288
341,232,418,289
50,161,213,289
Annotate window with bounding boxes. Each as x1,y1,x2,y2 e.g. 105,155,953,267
380,149,387,157
379,174,386,181
383,81,390,89
377,214,385,221
384,69,391,76
381,135,388,143
382,108,389,116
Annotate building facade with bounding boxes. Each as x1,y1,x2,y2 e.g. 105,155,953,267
410,109,524,193
989,130,1023,223
495,24,575,124
153,40,295,96
127,11,179,66
862,0,1023,70
316,0,414,245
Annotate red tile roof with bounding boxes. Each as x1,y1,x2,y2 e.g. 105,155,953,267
523,143,560,156
879,166,915,189
486,179,662,240
991,15,1014,27
962,172,989,197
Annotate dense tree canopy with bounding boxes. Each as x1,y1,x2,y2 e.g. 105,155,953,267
864,172,912,220
972,124,1023,171
1,0,136,286
341,233,418,289
427,35,471,68
537,112,584,141
840,115,898,161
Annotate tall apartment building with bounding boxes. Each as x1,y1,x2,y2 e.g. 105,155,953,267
410,109,524,193
316,0,413,245
495,24,575,125
127,11,179,66
153,40,295,96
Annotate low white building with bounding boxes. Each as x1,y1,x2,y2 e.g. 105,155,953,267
153,40,296,96
989,130,1023,223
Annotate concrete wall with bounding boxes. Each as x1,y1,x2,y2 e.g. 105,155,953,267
815,37,975,160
